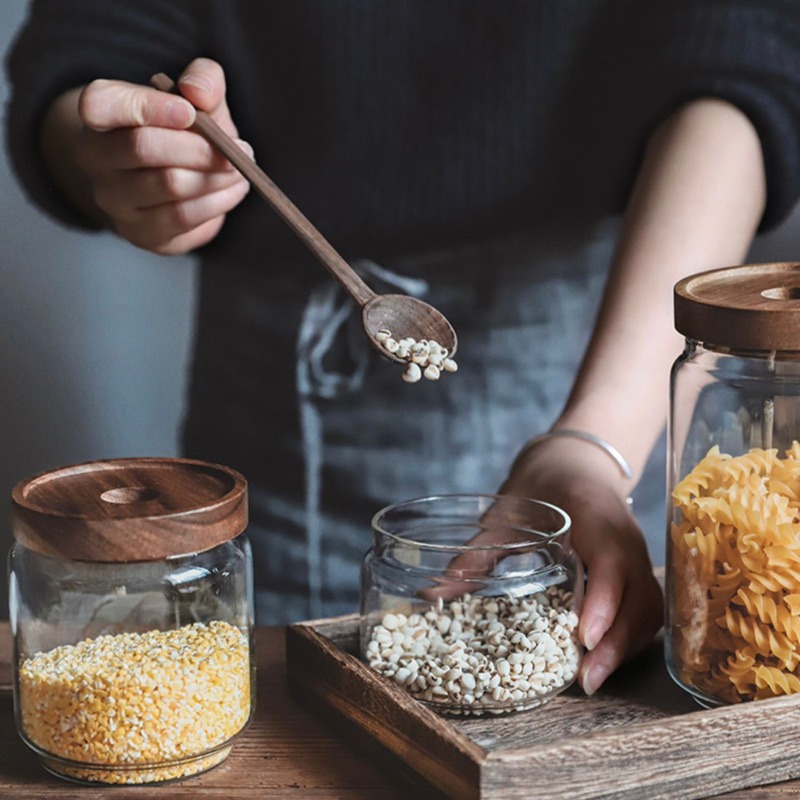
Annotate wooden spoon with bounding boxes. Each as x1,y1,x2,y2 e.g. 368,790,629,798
150,73,457,363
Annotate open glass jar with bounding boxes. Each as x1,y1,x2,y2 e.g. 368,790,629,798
360,494,582,716
9,457,254,784
668,263,800,705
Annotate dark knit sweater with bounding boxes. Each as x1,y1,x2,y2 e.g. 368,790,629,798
7,0,800,264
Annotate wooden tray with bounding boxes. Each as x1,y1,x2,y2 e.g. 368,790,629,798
286,615,800,800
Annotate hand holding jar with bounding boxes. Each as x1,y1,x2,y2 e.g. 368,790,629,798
500,431,664,696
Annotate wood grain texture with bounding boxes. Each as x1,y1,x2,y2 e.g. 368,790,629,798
286,621,482,799
361,294,458,360
482,696,800,799
11,457,247,562
287,614,800,800
674,262,800,351
5,619,800,799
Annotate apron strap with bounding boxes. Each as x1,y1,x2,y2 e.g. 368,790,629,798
295,259,429,616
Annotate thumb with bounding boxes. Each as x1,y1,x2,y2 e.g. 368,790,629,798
79,80,196,132
177,57,238,136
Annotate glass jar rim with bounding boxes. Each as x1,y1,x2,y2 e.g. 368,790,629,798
681,337,800,359
371,493,571,553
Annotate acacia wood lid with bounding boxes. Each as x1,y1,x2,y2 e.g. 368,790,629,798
674,263,800,352
11,457,248,562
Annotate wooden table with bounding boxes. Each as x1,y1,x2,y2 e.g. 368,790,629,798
2,623,800,799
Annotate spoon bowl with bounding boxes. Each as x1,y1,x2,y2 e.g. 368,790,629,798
362,294,458,363
151,73,459,365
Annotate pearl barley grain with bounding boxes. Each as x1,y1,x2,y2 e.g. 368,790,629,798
403,363,422,383
366,588,580,716
374,329,458,382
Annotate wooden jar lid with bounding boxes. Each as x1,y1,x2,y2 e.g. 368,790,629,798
11,457,248,562
675,263,800,352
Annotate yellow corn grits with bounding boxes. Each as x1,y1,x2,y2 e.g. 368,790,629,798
19,620,251,784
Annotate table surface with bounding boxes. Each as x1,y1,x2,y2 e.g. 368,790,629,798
2,623,800,799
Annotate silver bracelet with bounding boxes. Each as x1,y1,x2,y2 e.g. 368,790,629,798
520,428,634,481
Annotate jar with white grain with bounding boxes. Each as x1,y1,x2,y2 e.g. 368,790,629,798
360,494,583,716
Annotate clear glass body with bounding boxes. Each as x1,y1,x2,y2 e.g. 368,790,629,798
360,494,583,716
668,340,800,705
9,535,254,784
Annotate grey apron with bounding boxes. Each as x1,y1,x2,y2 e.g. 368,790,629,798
186,220,665,624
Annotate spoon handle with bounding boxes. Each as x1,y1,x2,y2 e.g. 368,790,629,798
150,73,376,308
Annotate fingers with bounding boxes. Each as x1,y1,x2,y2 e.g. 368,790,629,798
578,549,626,652
177,57,238,136
93,166,248,215
150,217,227,256
579,570,663,695
71,59,247,255
574,508,663,695
79,80,195,132
418,496,555,602
417,538,501,603
81,127,253,254
80,59,235,135
113,180,251,253
80,127,252,254
78,127,252,173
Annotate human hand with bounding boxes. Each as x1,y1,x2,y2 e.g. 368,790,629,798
72,57,251,254
499,435,664,695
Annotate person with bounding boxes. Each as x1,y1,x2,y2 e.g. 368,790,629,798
6,1,800,697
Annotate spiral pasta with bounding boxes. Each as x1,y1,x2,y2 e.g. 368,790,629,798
671,444,800,701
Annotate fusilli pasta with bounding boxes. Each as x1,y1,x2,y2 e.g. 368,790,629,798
671,444,800,701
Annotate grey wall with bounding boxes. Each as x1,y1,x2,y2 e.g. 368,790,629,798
3,1,800,615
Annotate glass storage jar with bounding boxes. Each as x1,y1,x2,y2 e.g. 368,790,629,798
668,263,800,706
9,457,254,784
360,494,582,716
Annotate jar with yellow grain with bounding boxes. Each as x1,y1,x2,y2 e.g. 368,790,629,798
8,457,254,784
668,263,800,706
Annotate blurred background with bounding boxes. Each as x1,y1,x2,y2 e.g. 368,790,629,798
3,0,800,616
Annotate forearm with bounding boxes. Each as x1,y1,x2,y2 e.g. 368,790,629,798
556,97,767,485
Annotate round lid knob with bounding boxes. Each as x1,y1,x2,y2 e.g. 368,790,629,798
674,262,800,352
11,457,247,562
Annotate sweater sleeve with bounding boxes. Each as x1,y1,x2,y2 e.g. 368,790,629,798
600,0,800,231
4,0,203,229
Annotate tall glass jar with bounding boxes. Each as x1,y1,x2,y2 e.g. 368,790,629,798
668,263,800,706
360,494,582,716
9,457,254,784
